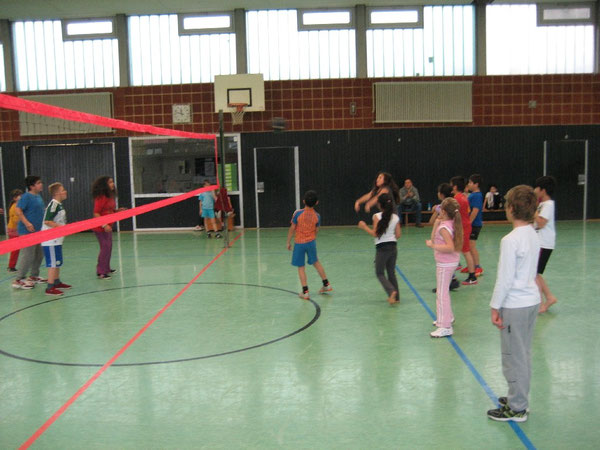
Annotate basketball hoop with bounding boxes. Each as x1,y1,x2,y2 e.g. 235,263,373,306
228,103,247,126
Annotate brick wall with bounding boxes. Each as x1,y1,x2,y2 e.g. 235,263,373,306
1,74,598,141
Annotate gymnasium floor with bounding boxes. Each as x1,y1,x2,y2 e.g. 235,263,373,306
1,222,598,449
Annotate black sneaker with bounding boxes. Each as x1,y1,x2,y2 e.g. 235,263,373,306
432,279,460,293
109,269,118,274
497,397,529,412
487,405,528,422
215,233,223,239
450,278,460,290
98,274,112,280
7,267,17,272
207,233,213,239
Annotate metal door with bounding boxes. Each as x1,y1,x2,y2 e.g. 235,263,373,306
27,143,116,224
254,146,299,228
543,140,588,220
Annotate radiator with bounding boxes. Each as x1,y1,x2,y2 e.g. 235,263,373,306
374,81,472,123
19,92,113,136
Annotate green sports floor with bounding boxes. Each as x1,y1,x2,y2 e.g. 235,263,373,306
1,222,598,449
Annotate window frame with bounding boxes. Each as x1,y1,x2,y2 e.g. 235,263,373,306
537,2,596,26
177,12,235,35
297,8,355,30
61,17,116,41
366,6,424,29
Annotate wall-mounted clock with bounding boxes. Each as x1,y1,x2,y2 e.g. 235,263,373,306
172,103,192,124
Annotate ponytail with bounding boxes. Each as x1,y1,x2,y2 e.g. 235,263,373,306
440,198,463,251
375,193,394,238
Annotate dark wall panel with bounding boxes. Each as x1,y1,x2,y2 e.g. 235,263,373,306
241,125,599,227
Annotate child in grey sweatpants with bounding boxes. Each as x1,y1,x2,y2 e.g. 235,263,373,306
487,185,541,423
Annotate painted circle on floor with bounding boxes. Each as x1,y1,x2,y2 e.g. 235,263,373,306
0,282,321,367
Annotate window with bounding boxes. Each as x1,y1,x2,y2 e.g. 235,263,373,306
129,14,236,85
487,4,594,75
246,9,356,80
13,20,119,91
62,18,116,40
131,137,217,195
298,9,353,29
368,6,423,28
179,13,234,34
367,5,474,77
0,43,6,92
538,2,595,25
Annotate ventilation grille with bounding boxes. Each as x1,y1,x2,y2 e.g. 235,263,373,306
19,92,113,136
374,81,472,123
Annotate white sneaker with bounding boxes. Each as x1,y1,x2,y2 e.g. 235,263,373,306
430,327,453,338
299,291,310,300
319,285,333,294
12,279,34,290
432,318,456,327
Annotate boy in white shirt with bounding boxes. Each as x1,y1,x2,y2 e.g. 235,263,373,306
487,185,540,423
534,176,557,313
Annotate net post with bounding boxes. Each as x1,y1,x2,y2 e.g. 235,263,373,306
218,109,230,248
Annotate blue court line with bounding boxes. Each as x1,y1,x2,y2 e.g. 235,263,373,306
395,265,536,450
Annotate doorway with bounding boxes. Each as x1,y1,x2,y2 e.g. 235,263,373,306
254,146,299,228
543,140,588,220
27,143,116,225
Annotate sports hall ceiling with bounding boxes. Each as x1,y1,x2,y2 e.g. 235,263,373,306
0,0,586,21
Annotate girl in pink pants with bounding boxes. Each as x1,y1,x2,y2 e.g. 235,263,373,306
426,198,463,338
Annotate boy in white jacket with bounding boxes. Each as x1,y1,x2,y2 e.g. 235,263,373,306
487,185,540,423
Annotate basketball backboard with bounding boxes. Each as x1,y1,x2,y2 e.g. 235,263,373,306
214,74,265,113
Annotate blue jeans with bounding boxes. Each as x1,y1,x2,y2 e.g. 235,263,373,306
399,202,422,225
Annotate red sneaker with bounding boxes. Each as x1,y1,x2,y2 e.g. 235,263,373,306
455,265,463,272
54,282,72,290
45,287,64,296
460,266,469,273
475,267,484,277
28,276,47,284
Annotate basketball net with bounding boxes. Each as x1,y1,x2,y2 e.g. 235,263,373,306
228,103,247,125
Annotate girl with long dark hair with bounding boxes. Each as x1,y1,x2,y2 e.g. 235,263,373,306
354,172,400,213
358,193,401,305
92,176,121,279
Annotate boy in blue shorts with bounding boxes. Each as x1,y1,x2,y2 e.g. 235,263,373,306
286,190,332,300
198,179,221,239
467,173,485,277
41,182,72,296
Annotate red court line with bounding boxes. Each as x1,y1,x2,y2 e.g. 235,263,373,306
19,231,245,450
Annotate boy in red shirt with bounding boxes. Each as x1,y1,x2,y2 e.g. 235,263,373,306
450,176,477,285
286,190,332,300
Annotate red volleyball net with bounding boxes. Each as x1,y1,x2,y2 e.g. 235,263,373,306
0,93,219,256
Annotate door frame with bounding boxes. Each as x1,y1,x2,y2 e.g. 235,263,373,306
23,142,118,229
253,146,299,228
543,139,588,221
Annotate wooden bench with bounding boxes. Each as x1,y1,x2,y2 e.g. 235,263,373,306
401,210,433,226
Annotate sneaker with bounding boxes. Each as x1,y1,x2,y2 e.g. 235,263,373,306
462,278,478,286
487,405,528,422
54,282,72,290
432,279,460,293
475,267,484,277
109,269,118,274
497,397,530,412
299,291,310,300
194,225,204,231
7,267,17,272
215,233,223,239
319,285,333,294
28,276,47,284
206,233,213,239
45,287,64,296
460,266,469,273
455,265,463,271
98,274,112,280
432,318,456,327
12,279,34,290
430,327,453,338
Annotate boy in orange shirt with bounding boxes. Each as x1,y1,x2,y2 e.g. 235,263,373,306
286,190,332,300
